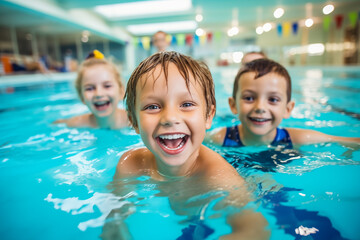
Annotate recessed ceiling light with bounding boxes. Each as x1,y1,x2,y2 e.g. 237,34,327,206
322,4,334,15
274,8,284,18
95,0,192,19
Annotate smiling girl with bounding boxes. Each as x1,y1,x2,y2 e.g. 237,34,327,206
54,51,129,129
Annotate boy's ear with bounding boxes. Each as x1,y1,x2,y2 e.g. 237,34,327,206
228,97,238,114
205,105,216,130
283,100,295,119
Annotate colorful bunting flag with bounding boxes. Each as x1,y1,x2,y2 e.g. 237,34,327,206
176,34,185,46
171,35,177,45
335,14,344,29
165,34,172,44
199,34,206,45
292,22,299,35
141,36,150,50
207,32,213,43
283,22,291,37
214,31,222,44
194,34,200,45
277,24,282,36
348,12,358,28
323,16,331,31
185,34,193,46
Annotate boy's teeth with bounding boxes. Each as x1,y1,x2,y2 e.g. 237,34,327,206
159,134,185,139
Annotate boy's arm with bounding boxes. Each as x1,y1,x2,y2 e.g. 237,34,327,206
204,127,226,145
287,128,360,145
202,150,270,239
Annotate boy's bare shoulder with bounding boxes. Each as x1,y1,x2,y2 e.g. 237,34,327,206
205,127,227,145
114,148,153,178
199,145,241,177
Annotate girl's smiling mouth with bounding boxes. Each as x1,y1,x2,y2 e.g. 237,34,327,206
93,100,111,111
156,133,189,155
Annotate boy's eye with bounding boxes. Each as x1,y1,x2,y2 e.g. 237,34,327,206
144,104,160,110
242,96,254,102
181,102,195,108
269,97,280,103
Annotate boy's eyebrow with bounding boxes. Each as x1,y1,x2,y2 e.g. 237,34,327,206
139,90,196,102
241,89,284,95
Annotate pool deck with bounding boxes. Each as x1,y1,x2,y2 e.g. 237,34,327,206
0,72,76,88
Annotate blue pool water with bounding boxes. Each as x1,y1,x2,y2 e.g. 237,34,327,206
1,67,359,240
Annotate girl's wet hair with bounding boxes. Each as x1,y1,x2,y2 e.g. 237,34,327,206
125,51,216,129
75,57,123,101
233,58,292,102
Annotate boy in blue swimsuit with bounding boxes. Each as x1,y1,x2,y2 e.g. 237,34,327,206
207,58,360,147
207,58,356,240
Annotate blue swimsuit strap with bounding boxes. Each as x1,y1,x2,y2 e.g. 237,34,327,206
223,126,243,147
223,126,292,148
271,128,293,148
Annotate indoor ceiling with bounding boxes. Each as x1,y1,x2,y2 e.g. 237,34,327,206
0,0,359,41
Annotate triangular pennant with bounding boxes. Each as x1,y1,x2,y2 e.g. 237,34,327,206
199,34,206,45
214,31,222,44
335,14,344,29
194,34,200,45
176,34,185,46
207,32,213,43
292,22,298,35
171,35,177,45
185,34,193,46
277,23,282,36
323,16,331,31
283,22,291,37
133,37,139,47
348,12,358,28
141,36,150,50
165,34,172,44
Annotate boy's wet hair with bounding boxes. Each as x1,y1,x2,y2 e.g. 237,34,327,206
125,51,216,129
233,58,292,102
75,58,123,101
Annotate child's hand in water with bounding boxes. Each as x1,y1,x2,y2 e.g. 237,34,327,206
220,210,270,240
341,142,360,158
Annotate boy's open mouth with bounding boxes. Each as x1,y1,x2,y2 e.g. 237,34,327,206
93,100,111,111
249,117,272,124
156,134,189,154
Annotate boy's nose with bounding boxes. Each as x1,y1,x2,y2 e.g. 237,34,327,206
160,107,180,126
254,99,266,113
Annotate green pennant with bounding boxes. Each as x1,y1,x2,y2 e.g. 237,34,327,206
323,16,331,31
176,34,185,46
348,12,358,28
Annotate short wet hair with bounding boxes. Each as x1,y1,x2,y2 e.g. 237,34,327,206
233,58,292,102
125,51,216,129
75,58,123,101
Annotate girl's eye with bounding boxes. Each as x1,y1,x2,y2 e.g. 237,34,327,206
84,86,95,91
104,84,113,88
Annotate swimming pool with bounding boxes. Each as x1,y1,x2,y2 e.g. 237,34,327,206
1,66,359,240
